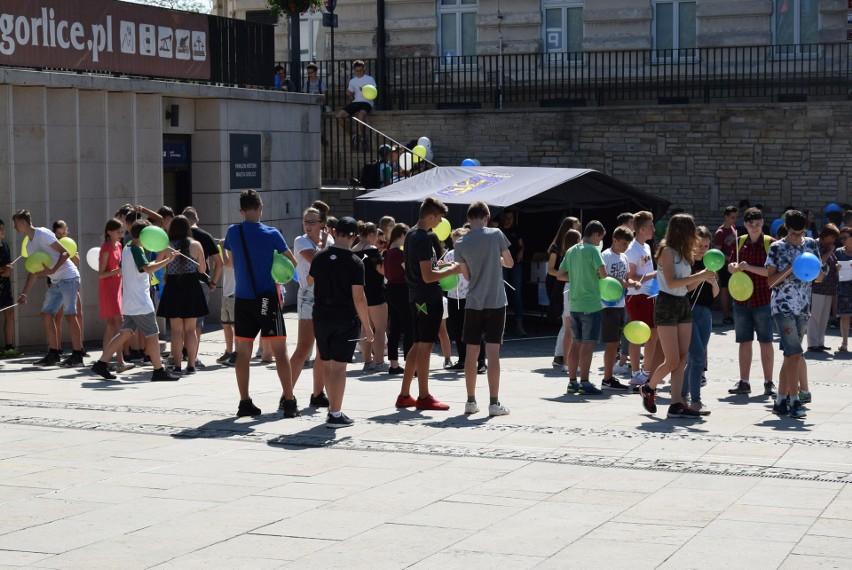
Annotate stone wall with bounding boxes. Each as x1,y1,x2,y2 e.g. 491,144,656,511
365,102,852,227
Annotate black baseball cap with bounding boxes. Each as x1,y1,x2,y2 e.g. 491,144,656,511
336,216,358,236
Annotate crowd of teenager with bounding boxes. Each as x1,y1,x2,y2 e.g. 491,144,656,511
3,193,851,427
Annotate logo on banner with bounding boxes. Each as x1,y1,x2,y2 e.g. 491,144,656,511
436,172,512,197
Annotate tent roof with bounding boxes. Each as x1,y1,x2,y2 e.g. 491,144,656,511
354,166,670,224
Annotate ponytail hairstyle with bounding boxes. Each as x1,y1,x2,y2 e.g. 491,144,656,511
103,218,123,241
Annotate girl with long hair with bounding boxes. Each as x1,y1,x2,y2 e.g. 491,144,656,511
384,223,411,374
548,216,580,367
352,221,389,371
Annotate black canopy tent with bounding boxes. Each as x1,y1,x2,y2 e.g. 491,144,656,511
354,166,671,253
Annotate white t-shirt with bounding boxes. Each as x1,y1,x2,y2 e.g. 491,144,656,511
347,74,376,106
294,234,334,289
221,265,236,297
601,248,629,308
625,239,654,296
27,227,79,281
121,244,154,315
444,250,470,300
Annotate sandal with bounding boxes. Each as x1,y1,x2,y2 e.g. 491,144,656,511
839,344,848,353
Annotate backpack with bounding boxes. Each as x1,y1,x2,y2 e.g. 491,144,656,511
737,234,771,256
359,161,382,189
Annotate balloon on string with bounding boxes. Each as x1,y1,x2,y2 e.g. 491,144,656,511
86,247,100,271
271,252,295,284
461,158,477,166
728,271,754,302
825,203,842,214
362,84,378,100
24,252,51,274
21,236,29,258
624,321,651,345
770,218,784,237
59,237,77,258
413,144,427,158
417,136,432,149
703,249,725,272
425,149,434,162
602,288,626,307
654,220,667,240
599,277,623,302
434,218,451,241
399,153,414,172
792,252,820,282
646,277,659,296
139,226,170,252
438,272,459,292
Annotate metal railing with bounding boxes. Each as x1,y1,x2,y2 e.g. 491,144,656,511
293,43,851,111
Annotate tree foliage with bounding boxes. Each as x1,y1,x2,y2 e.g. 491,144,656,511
266,0,325,16
120,0,211,13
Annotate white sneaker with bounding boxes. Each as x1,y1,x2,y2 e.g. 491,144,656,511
613,363,631,376
464,401,479,415
629,370,648,385
488,403,510,416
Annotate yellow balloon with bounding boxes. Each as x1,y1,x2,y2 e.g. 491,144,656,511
434,218,451,241
624,321,651,345
729,271,754,302
21,236,29,258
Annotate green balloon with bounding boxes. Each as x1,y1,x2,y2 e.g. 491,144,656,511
599,276,623,302
654,220,667,239
703,249,725,272
438,272,459,292
139,226,170,252
271,253,295,284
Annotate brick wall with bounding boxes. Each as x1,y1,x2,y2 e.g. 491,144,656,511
362,102,852,227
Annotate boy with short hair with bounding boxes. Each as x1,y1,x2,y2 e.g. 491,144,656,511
625,211,659,385
91,221,180,381
714,205,739,324
395,197,462,411
600,225,636,390
766,210,823,419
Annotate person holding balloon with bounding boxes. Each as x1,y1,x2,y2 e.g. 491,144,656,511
98,219,134,373
726,207,777,397
638,214,717,418
155,215,208,376
50,220,84,358
766,210,824,419
599,225,637,391
13,209,85,367
336,59,376,151
713,205,739,325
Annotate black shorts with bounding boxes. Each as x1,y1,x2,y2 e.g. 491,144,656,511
718,264,731,287
411,300,443,344
343,102,372,116
234,292,286,340
462,307,506,345
314,318,359,363
600,307,626,343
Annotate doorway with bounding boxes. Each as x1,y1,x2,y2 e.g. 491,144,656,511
163,135,192,214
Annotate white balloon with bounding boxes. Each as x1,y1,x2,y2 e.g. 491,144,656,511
425,149,434,162
399,153,413,172
417,136,432,149
472,159,481,166
86,247,100,271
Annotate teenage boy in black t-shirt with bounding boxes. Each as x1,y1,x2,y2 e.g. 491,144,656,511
395,197,462,411
309,217,373,428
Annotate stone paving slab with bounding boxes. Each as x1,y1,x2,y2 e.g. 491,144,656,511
0,316,850,568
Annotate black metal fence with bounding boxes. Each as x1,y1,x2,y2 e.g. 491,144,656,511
208,17,275,88
294,43,851,111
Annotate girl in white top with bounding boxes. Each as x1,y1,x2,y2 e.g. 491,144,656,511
639,214,716,419
289,206,333,407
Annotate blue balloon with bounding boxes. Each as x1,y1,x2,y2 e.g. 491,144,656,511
602,287,626,307
770,218,784,237
461,158,476,166
646,277,659,297
792,252,821,282
825,202,842,213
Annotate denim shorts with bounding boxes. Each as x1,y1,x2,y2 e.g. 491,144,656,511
733,303,774,344
297,287,315,320
41,277,80,316
773,313,807,357
570,310,602,342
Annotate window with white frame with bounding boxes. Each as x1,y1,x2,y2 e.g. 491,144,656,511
439,0,477,64
773,0,818,55
653,1,696,60
543,0,583,62
300,11,324,61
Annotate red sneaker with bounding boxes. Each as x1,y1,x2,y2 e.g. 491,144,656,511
415,395,450,411
395,394,417,408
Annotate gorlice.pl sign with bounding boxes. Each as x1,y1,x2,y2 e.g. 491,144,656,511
0,0,210,80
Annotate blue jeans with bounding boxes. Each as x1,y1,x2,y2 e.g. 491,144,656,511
503,262,524,321
774,313,808,357
683,304,712,403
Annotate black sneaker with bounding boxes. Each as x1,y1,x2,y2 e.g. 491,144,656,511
326,412,354,429
194,359,205,369
279,397,300,418
141,355,152,365
728,380,751,394
60,352,84,368
237,399,261,417
448,361,466,370
388,366,404,375
183,367,197,375
667,403,700,419
552,356,564,368
226,353,237,366
789,400,807,419
602,377,629,391
126,349,144,362
309,391,330,408
772,398,790,415
151,367,180,382
477,362,487,374
91,360,117,380
764,381,777,396
639,382,657,414
34,351,61,367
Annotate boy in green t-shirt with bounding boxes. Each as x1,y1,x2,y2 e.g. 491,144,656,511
557,220,608,395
